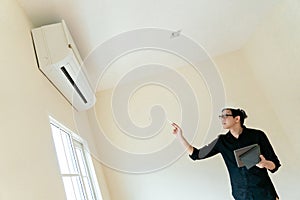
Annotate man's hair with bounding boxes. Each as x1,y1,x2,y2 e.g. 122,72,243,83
222,108,248,126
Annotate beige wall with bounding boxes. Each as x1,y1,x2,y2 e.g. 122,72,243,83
2,0,299,199
243,0,300,157
93,63,228,199
0,0,109,199
93,1,300,199
92,157,111,200
241,0,300,198
0,0,70,199
94,49,285,200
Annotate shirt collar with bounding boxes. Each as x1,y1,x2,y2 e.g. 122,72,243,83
226,126,247,140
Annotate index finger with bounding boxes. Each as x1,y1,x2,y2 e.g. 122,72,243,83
171,122,181,130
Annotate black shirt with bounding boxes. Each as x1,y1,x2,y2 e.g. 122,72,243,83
189,126,281,199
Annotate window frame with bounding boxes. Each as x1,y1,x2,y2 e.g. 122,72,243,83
49,116,102,200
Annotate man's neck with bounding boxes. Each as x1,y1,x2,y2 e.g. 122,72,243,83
230,125,243,139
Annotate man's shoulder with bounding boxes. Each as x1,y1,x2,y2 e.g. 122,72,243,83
244,127,265,135
245,127,266,137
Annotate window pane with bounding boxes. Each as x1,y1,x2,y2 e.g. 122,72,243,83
83,177,95,200
50,118,101,200
62,176,77,200
72,176,86,200
74,141,96,200
75,148,87,176
51,125,69,174
62,176,87,200
61,130,78,174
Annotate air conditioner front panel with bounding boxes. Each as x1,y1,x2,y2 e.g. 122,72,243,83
41,23,71,65
31,21,96,111
44,55,96,111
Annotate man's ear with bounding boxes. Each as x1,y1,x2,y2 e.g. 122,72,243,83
235,116,240,123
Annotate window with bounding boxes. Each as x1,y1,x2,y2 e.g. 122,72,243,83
50,117,102,200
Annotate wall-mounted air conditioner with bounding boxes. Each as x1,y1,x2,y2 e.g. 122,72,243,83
31,20,96,111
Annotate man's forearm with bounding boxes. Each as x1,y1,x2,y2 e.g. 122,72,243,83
172,123,194,155
178,135,193,155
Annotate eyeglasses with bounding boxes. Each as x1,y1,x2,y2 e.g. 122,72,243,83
218,114,233,119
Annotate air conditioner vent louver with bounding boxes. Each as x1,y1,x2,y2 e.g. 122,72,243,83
60,66,88,104
31,20,96,111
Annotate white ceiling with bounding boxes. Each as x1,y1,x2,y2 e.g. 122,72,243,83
17,0,280,90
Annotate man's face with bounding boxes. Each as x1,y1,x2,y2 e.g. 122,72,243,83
219,109,236,129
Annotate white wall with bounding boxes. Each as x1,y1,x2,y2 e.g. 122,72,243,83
93,49,284,200
93,64,231,200
0,0,110,199
92,1,300,199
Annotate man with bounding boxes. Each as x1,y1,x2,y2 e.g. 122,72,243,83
172,108,280,200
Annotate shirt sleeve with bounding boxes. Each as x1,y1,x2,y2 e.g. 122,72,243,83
257,131,281,173
189,137,220,161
